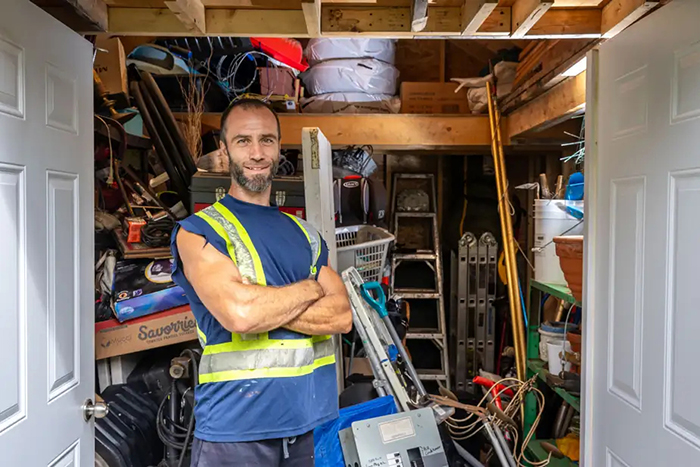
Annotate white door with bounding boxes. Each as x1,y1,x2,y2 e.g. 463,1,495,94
0,0,94,465
584,0,700,465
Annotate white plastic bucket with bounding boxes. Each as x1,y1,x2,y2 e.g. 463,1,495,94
547,341,572,376
533,200,584,285
538,327,566,362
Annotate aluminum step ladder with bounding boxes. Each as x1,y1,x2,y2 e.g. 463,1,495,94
389,173,450,388
450,232,499,394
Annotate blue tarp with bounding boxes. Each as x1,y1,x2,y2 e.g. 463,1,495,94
314,396,398,467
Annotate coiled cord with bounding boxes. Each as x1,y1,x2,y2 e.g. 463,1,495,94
141,217,176,248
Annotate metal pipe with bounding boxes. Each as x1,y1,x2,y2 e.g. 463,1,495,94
492,424,517,467
483,421,510,467
552,401,570,439
452,440,485,467
486,81,527,381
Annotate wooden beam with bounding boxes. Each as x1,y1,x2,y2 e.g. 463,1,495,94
322,6,462,35
502,39,597,112
32,0,108,31
507,71,586,138
108,7,307,36
476,6,510,35
191,114,503,148
511,0,553,37
301,0,322,36
526,8,601,37
601,0,659,38
164,0,206,33
461,0,499,35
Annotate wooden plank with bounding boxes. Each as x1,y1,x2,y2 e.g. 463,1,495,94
33,0,109,31
322,6,462,35
164,0,206,33
511,0,553,37
507,71,586,137
108,7,307,35
191,114,502,148
601,0,658,38
502,39,596,112
461,0,499,35
553,0,600,4
301,0,322,36
526,7,601,36
475,6,510,34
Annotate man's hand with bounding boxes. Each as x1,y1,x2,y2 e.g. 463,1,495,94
284,265,353,336
177,228,324,334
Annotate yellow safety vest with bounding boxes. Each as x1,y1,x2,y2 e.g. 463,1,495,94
192,201,335,384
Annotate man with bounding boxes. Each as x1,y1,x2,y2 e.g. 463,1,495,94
170,99,353,467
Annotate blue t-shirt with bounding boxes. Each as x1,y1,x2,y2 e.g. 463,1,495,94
170,194,339,442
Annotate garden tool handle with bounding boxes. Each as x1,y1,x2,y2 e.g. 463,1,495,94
360,282,387,318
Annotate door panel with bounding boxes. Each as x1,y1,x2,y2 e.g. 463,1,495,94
0,0,94,465
586,0,700,465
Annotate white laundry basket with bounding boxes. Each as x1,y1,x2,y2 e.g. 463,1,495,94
335,225,394,283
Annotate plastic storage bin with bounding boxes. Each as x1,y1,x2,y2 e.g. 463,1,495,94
335,225,394,283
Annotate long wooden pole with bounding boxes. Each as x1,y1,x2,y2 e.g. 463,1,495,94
486,81,527,381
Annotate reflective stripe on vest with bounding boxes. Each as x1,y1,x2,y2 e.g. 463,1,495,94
193,202,334,384
281,212,322,277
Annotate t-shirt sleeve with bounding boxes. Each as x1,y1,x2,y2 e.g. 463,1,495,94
314,236,329,280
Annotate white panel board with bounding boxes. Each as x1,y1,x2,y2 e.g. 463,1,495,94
613,65,648,140
607,176,645,411
0,37,24,118
45,64,77,134
672,42,700,124
47,171,79,401
0,164,25,434
48,440,79,467
665,169,700,449
606,448,631,467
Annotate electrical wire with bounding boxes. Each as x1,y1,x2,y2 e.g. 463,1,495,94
445,376,553,466
156,349,199,467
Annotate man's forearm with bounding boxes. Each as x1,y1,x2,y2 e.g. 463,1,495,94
223,279,324,334
284,294,353,335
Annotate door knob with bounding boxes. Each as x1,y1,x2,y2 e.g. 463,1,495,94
82,398,109,421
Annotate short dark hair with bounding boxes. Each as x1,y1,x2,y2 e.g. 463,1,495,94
219,98,281,145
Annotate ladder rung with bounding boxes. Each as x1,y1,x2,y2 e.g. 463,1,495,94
416,371,448,380
395,212,436,218
406,331,444,339
394,253,437,261
393,290,440,299
395,174,433,180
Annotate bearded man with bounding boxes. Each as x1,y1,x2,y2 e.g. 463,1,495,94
170,99,352,467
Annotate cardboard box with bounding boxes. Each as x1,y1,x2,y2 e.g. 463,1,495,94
112,258,189,322
95,306,197,360
400,82,469,114
94,36,128,96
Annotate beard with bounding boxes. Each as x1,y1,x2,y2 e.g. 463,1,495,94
229,156,279,193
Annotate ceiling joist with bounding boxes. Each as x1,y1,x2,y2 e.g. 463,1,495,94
511,0,553,37
31,0,108,31
461,0,499,36
164,0,206,34
99,0,667,38
602,0,660,38
301,0,322,36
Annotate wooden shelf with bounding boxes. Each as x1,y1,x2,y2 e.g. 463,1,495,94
179,113,503,149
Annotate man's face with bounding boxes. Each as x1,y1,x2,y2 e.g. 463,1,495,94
220,106,280,193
